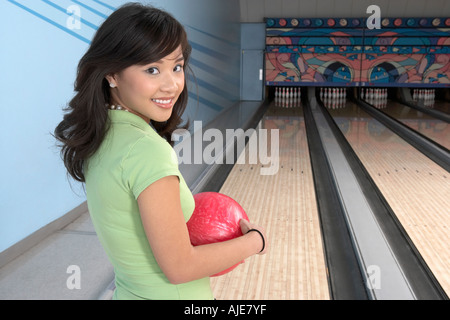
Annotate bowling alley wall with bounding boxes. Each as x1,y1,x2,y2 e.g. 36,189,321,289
265,17,450,88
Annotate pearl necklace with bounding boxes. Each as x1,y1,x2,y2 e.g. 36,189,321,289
108,104,129,112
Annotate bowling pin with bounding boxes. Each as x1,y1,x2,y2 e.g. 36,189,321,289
274,87,277,106
288,91,292,108
291,89,295,108
275,88,279,107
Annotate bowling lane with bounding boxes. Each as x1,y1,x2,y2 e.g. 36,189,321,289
431,100,450,115
325,99,450,296
210,101,330,300
365,99,450,150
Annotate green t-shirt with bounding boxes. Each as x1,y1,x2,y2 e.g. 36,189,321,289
85,110,213,300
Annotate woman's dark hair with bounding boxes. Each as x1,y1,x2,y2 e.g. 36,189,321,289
54,2,192,182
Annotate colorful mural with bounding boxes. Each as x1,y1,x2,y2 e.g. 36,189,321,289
265,18,450,87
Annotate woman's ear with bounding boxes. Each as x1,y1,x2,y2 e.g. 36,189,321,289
105,74,117,88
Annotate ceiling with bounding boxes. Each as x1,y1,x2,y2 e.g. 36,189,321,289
240,0,450,22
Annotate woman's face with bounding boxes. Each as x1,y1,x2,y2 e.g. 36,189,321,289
107,45,185,123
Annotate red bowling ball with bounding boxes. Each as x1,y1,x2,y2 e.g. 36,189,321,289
187,192,249,276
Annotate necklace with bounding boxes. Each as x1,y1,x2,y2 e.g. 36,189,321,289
108,104,129,112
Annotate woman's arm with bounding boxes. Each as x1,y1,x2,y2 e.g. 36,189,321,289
137,175,266,284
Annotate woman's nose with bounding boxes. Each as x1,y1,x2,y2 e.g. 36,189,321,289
160,72,180,93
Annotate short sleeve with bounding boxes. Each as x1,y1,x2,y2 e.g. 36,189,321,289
122,135,181,199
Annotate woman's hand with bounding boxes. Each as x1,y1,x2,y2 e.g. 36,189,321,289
239,219,268,255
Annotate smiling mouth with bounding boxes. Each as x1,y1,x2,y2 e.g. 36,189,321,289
152,98,174,108
152,98,172,104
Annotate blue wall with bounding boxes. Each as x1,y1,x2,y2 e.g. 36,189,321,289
0,0,241,253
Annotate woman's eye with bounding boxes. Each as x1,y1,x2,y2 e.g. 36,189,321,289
146,67,159,75
174,65,184,72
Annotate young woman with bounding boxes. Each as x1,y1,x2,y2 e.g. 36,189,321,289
54,3,267,300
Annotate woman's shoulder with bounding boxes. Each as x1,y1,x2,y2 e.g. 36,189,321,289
119,127,180,199
121,127,178,167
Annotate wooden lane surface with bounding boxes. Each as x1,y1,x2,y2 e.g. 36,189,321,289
334,103,450,296
209,105,330,300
